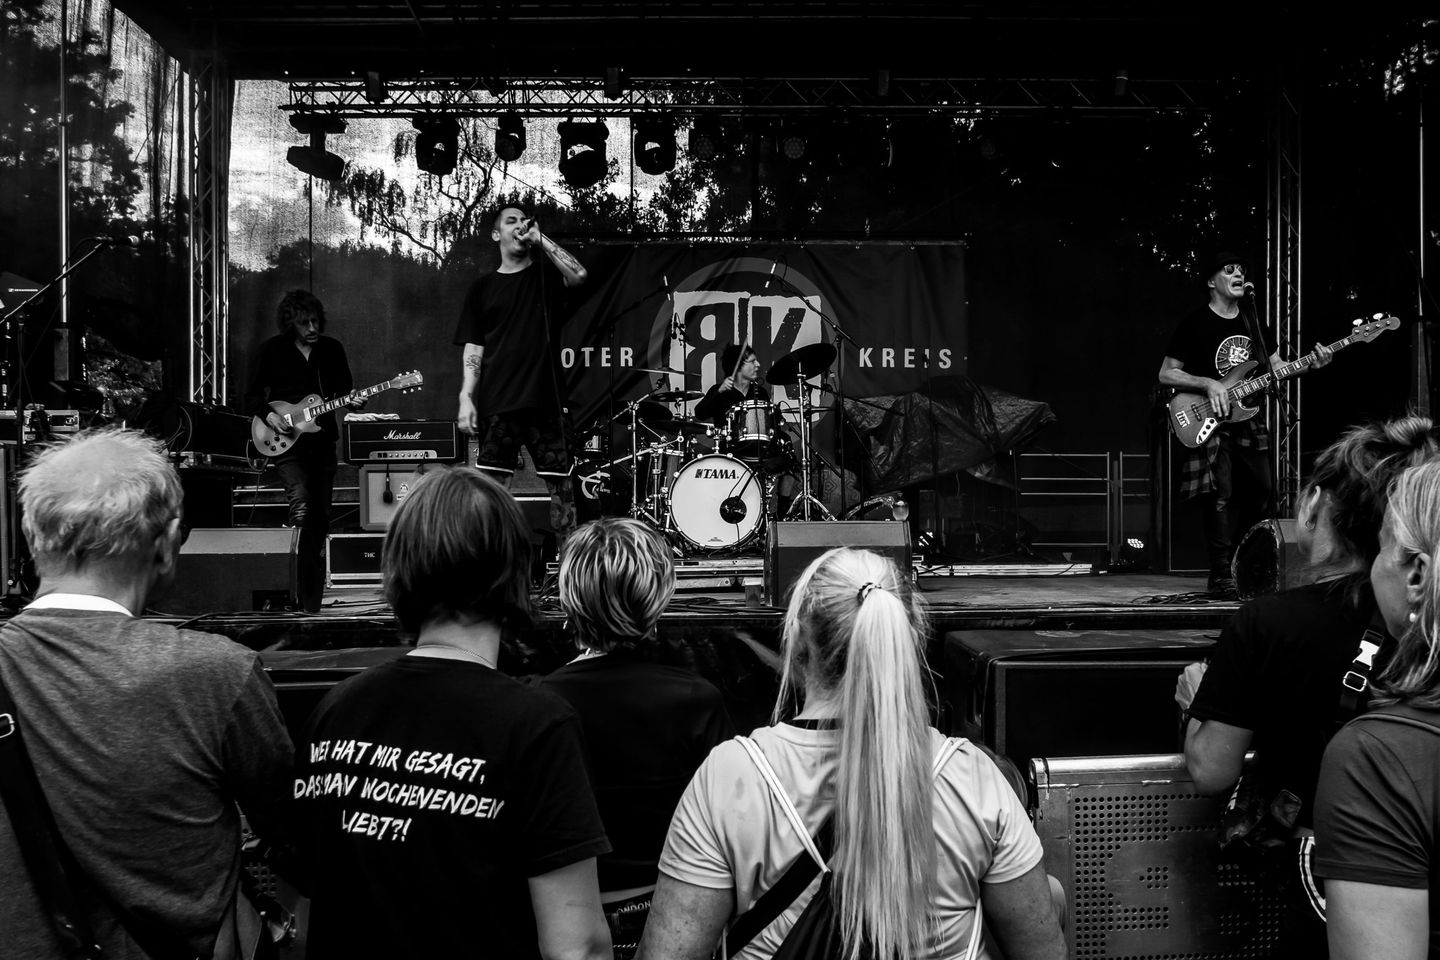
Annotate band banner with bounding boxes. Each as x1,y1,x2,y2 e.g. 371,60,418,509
559,242,967,435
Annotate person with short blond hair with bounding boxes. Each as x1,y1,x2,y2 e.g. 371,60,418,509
294,466,612,960
0,428,293,959
544,518,734,959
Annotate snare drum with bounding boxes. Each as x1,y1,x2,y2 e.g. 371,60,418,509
727,400,775,460
667,454,763,550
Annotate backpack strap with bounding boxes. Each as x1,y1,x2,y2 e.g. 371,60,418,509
723,734,966,958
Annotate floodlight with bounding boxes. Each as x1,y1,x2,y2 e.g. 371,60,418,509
414,117,461,176
634,118,676,175
558,120,610,187
495,112,526,163
286,114,347,181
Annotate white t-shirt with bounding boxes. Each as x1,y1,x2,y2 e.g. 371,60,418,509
658,723,1044,959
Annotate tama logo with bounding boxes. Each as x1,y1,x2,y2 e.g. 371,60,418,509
383,430,422,440
695,468,739,479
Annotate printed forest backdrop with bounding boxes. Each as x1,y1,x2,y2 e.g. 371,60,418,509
2,2,1434,518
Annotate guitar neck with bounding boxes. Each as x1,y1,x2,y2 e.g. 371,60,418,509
301,380,394,421
1229,331,1362,402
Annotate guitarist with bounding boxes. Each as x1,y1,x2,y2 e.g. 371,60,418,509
1158,251,1332,597
243,289,360,613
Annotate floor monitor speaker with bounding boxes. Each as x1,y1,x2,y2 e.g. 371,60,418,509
765,520,911,607
163,527,297,615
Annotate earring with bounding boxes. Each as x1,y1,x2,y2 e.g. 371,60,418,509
1305,517,1316,531
1410,610,1419,625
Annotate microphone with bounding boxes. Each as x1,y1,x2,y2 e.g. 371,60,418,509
92,233,140,248
382,468,394,504
1242,281,1255,296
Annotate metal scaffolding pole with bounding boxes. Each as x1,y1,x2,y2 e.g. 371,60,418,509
1266,78,1303,512
187,53,229,405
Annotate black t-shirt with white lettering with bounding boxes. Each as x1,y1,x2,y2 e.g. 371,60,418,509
295,655,610,960
1166,303,1259,383
452,264,570,418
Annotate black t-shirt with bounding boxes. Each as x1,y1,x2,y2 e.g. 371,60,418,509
541,651,734,890
1166,303,1262,383
295,656,610,960
1188,577,1378,827
694,380,768,426
452,264,570,418
1314,703,1440,955
242,334,354,442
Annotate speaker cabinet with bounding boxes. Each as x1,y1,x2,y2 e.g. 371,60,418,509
765,520,911,607
357,463,429,531
163,527,297,615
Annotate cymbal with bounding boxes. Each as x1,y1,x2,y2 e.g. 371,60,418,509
767,342,837,386
648,389,704,403
634,366,699,379
652,417,711,435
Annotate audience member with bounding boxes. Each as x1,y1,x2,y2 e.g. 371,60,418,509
0,428,293,958
543,518,735,958
293,466,611,960
1176,415,1440,957
637,547,1066,960
1315,459,1440,959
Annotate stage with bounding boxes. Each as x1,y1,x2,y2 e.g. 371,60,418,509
119,568,1234,744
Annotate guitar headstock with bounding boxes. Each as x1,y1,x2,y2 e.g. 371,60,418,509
1351,315,1400,342
392,370,425,392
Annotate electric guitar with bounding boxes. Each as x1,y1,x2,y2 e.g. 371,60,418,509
252,371,424,457
1167,316,1398,448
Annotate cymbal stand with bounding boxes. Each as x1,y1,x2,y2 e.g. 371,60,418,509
624,399,670,529
787,366,834,521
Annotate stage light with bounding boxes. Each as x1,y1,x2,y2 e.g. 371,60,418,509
286,114,347,181
558,120,610,187
495,112,526,163
688,116,722,161
414,117,461,176
780,130,807,161
604,66,623,100
364,70,388,104
634,118,676,175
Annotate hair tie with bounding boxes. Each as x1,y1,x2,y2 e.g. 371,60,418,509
857,582,880,604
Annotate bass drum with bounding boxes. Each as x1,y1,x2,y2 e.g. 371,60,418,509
668,454,763,550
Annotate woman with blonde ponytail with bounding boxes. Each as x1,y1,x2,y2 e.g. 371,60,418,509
1315,460,1440,959
638,548,1065,960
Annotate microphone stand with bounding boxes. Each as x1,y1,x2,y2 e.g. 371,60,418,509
1239,289,1286,527
767,267,857,518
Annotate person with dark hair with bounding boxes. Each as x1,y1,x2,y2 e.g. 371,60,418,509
638,547,1065,960
694,342,768,427
1176,415,1440,958
0,429,293,959
1314,459,1440,959
243,288,357,612
455,205,588,547
1158,250,1333,597
294,465,612,960
542,518,734,958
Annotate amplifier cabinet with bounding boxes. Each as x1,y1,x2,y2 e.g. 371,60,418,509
345,419,460,463
357,463,432,531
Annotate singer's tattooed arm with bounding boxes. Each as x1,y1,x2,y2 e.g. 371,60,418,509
457,343,484,434
539,235,588,288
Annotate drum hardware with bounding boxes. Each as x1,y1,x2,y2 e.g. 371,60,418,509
767,342,838,521
648,389,705,404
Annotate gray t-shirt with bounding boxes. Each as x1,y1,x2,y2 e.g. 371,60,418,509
0,609,293,959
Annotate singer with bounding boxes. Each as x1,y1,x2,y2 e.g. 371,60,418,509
454,205,588,546
1158,250,1333,596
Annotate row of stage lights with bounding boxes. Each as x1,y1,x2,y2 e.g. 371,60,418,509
287,113,798,185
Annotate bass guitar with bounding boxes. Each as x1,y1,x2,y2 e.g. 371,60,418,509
1167,316,1399,448
252,371,424,457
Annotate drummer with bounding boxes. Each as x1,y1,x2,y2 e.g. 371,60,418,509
694,343,769,427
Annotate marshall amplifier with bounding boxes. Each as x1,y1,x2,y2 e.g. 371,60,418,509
344,419,461,464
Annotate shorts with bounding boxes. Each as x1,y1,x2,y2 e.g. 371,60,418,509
475,410,571,478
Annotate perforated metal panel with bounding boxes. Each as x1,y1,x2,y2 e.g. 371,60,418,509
1033,754,1281,959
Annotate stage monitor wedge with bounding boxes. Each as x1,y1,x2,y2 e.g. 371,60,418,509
160,527,297,616
765,520,911,607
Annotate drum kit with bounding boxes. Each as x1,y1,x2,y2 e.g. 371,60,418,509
574,342,840,553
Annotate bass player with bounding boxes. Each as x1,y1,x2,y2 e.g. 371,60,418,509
1158,250,1331,597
